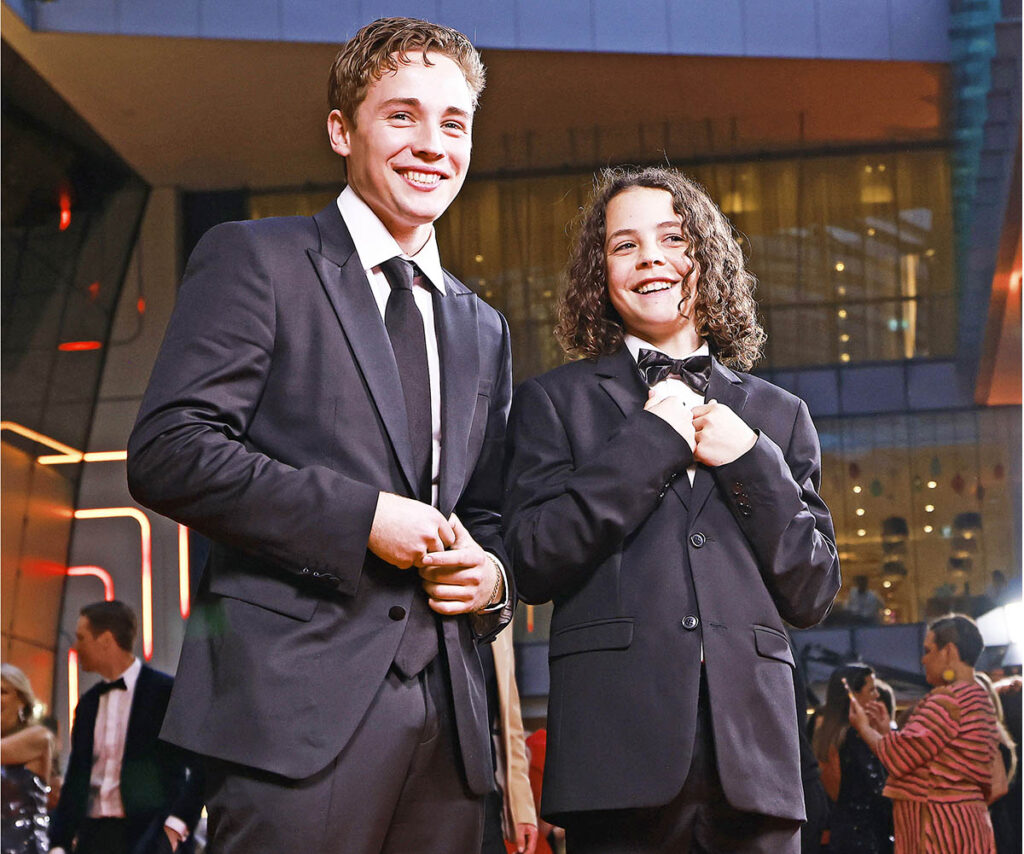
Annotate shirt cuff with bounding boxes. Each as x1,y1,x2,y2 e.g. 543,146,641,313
164,816,189,841
480,552,509,613
49,849,67,854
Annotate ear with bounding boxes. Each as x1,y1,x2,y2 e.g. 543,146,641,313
328,109,352,158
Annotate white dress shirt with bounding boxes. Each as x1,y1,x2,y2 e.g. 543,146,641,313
336,188,507,610
624,334,709,486
88,656,141,818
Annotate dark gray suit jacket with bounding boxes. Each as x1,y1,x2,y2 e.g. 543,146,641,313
127,203,513,794
503,349,840,821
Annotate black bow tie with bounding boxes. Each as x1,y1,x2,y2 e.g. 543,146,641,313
96,677,127,696
636,348,712,394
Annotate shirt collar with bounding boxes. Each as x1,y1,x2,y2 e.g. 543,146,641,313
112,656,141,693
624,334,709,364
336,186,446,294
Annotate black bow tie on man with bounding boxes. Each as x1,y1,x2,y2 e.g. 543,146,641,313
96,677,127,696
636,348,712,395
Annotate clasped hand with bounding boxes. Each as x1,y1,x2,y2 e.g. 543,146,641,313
368,494,499,614
644,393,756,466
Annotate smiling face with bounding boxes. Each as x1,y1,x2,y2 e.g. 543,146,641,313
328,51,473,254
855,674,879,707
604,186,700,354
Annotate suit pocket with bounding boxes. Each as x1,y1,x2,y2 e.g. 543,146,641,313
549,618,634,659
206,546,320,622
753,625,795,667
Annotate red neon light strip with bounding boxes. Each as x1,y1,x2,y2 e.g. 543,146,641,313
67,565,115,601
73,508,153,660
58,341,102,352
178,525,190,619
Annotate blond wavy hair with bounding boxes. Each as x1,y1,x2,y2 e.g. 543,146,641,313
556,166,766,371
328,17,485,125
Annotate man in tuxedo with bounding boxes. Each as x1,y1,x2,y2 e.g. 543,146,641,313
504,167,841,853
48,601,202,854
127,17,513,854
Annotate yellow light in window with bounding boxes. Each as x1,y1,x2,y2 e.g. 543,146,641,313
841,353,851,363
924,525,933,533
867,227,876,236
878,164,886,172
837,286,847,296
857,529,867,537
883,581,892,589
925,504,935,513
865,165,873,173
835,262,846,272
853,485,862,494
474,254,484,263
856,508,866,516
924,248,935,257
927,480,937,488
840,333,850,343
838,309,848,319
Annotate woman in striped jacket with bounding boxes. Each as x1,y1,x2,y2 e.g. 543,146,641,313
849,614,1000,854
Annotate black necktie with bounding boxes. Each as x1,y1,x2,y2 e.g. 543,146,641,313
96,677,127,696
636,348,712,395
380,257,432,502
380,257,439,679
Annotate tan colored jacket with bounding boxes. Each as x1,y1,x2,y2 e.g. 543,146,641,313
492,627,539,837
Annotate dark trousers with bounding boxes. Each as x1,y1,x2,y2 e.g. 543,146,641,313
203,654,484,854
74,817,128,854
564,674,801,854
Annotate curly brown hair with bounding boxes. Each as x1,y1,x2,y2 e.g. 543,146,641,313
555,166,766,371
328,17,485,126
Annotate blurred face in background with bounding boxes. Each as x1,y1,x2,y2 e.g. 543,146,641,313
855,673,879,707
1,678,22,734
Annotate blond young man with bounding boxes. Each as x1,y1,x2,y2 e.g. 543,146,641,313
129,18,513,854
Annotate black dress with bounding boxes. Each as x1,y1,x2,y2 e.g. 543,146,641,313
1,764,49,854
828,729,893,854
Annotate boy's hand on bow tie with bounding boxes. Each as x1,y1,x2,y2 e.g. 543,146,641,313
644,391,696,450
691,400,756,466
419,514,502,615
368,492,455,569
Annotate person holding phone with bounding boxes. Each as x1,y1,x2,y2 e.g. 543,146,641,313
848,615,1001,854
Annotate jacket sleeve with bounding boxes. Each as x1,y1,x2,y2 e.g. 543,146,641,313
503,376,693,604
126,222,379,593
47,697,94,850
711,398,841,628
463,311,516,639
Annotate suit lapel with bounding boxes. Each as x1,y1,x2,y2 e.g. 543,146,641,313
434,274,480,517
308,203,419,496
597,348,647,418
689,358,748,519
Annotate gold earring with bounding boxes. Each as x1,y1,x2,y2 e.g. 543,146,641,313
942,668,956,684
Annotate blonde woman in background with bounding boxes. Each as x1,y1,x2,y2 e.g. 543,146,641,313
1,663,55,854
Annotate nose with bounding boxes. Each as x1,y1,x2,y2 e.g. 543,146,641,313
413,121,445,160
636,244,666,269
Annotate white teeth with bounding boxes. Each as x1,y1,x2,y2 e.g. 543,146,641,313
636,282,673,295
404,171,441,186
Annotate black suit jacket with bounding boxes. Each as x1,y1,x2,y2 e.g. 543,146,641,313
48,666,202,853
127,203,513,793
503,349,840,821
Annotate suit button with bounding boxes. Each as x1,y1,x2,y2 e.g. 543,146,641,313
682,615,700,630
388,606,406,621
300,567,312,575
689,532,706,548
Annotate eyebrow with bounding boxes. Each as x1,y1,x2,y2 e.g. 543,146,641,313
379,98,471,119
606,221,684,243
